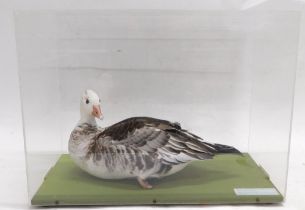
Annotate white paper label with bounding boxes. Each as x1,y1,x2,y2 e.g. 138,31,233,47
234,188,279,196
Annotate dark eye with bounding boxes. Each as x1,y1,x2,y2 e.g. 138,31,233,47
86,99,89,104
99,99,101,103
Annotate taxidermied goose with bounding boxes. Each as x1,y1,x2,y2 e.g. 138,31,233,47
69,89,240,189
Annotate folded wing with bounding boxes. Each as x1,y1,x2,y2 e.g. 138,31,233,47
95,117,224,165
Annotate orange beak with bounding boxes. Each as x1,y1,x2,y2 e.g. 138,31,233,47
92,105,103,120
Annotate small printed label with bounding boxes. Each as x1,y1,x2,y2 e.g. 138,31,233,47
234,188,279,196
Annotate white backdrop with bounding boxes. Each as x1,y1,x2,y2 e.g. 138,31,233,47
0,0,305,209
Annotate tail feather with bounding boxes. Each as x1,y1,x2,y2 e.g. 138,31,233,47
168,128,242,159
213,143,241,154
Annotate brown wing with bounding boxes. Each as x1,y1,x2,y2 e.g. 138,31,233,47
94,117,222,165
98,117,181,141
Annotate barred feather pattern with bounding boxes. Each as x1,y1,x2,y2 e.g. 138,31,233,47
68,117,240,180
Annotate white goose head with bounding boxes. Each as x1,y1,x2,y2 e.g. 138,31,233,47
79,89,103,125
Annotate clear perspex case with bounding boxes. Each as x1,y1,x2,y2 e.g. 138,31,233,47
15,3,301,206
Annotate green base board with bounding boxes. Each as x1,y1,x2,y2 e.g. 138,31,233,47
32,153,283,206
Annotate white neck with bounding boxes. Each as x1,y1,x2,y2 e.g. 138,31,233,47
79,113,97,126
79,103,97,126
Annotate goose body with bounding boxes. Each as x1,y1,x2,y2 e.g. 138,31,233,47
69,90,240,188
